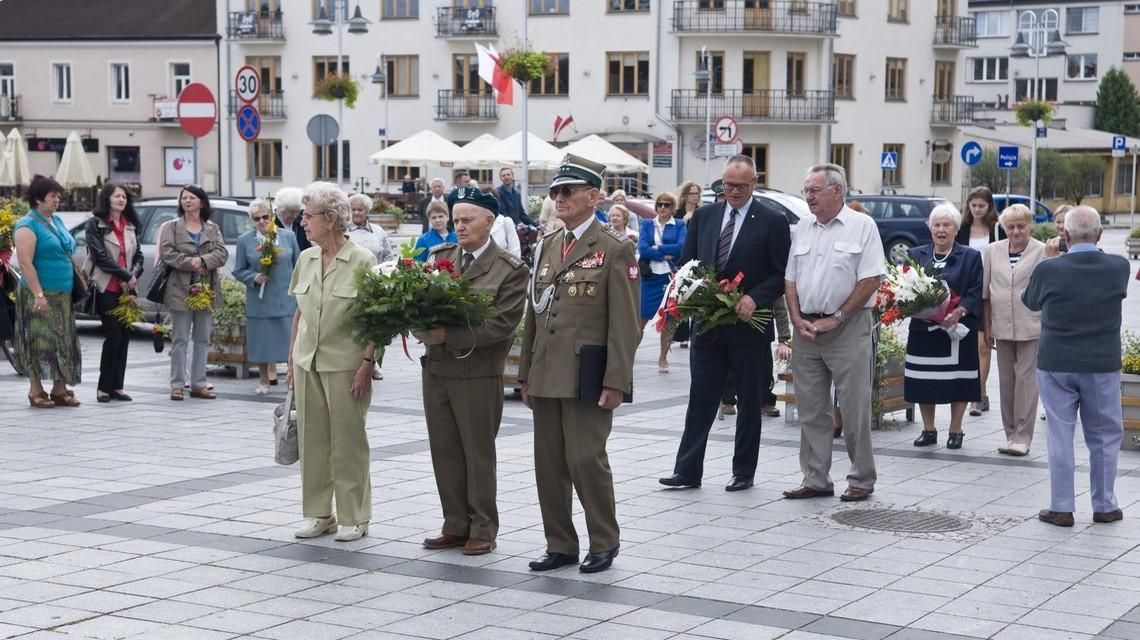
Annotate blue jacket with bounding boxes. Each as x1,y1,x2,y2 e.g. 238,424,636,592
495,184,536,226
233,228,300,318
414,229,457,261
638,218,686,269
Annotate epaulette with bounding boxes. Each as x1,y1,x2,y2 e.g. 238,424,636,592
601,225,626,241
497,251,524,269
541,227,565,240
428,242,457,255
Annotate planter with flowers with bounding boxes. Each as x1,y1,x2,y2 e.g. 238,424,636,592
873,326,914,429
1123,332,1140,448
1126,227,1140,260
498,48,554,84
207,277,254,377
314,73,360,109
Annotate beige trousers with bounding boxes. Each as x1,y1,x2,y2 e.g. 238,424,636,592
295,367,373,525
995,339,1039,447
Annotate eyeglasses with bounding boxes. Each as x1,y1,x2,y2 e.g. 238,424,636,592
802,185,835,196
722,181,753,193
656,202,674,209
251,215,270,222
549,185,583,198
301,212,324,221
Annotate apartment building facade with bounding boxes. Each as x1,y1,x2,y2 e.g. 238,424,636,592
0,1,221,197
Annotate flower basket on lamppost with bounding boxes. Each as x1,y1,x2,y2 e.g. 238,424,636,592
314,74,360,109
498,49,553,83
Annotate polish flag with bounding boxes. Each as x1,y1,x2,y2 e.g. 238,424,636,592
553,114,575,141
475,42,514,106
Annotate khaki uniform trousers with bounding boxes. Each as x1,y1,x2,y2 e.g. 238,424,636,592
532,396,619,554
996,339,1039,447
295,367,372,526
790,309,877,491
423,371,503,541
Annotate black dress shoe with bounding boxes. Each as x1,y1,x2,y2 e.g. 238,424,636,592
659,473,701,488
913,430,938,447
579,546,619,573
528,552,579,571
96,393,112,403
725,476,754,492
946,432,964,449
110,391,132,402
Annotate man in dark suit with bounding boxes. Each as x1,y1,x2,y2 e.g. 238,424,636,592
418,178,447,232
659,155,791,491
496,168,537,227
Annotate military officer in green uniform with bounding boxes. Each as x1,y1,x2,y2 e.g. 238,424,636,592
416,187,529,556
519,154,640,574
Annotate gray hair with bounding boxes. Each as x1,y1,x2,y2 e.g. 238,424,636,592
274,187,304,214
303,181,350,234
1064,205,1101,243
998,204,1033,229
348,193,374,212
806,163,848,194
928,203,963,230
429,178,446,188
248,198,271,218
724,154,756,172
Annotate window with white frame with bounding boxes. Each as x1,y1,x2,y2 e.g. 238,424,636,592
52,63,71,102
1014,77,1058,101
111,63,130,102
1127,3,1140,14
0,64,14,100
172,62,191,96
972,10,1010,37
1066,7,1098,34
1067,53,1098,80
970,57,1008,82
1125,52,1140,61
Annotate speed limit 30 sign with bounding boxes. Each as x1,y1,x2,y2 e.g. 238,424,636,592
234,65,261,105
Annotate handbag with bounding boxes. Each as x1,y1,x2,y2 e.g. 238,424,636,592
638,259,653,278
145,265,171,305
273,389,299,465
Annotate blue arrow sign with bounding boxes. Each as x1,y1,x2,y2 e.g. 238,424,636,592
961,141,982,166
998,146,1019,169
880,152,898,171
237,104,261,142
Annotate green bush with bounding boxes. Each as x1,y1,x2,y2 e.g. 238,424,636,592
1031,222,1058,242
1130,226,1140,239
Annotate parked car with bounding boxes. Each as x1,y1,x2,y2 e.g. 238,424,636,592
992,194,1053,223
600,197,655,220
700,189,810,229
846,195,952,264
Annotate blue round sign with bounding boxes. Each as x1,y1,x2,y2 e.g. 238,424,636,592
237,104,261,142
961,140,982,166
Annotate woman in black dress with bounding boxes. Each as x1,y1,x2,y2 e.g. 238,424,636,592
905,204,984,449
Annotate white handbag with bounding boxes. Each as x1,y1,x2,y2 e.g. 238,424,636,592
273,389,299,465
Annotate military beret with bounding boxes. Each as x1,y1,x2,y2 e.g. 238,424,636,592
446,186,499,215
550,153,606,189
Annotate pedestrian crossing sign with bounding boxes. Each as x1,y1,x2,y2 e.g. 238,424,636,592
880,152,898,171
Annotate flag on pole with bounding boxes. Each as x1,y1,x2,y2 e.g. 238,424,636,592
553,114,575,141
474,42,514,106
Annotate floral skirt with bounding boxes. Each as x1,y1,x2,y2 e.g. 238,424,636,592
13,287,81,384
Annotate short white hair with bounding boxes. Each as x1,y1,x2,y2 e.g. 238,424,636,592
430,178,445,188
998,204,1033,229
348,193,374,212
806,163,848,194
274,187,304,213
248,198,271,218
302,182,350,234
1064,205,1102,243
928,203,963,230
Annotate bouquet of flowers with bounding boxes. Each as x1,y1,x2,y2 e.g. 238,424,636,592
655,259,771,336
0,199,21,258
347,242,497,365
256,219,283,299
876,258,968,340
186,281,215,311
107,292,144,326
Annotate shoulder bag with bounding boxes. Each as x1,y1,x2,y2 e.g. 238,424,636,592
273,389,299,465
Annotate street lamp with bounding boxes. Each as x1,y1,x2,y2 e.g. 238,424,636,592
312,1,370,190
694,47,712,187
1010,8,1067,204
370,54,390,193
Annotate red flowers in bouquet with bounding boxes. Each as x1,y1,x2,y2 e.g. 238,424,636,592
654,259,771,335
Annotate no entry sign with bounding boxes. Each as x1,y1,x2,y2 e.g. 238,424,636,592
177,82,217,138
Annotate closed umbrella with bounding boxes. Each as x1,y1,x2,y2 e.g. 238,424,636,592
55,131,97,188
2,128,31,186
0,136,12,187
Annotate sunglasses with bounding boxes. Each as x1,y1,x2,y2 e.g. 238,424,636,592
656,202,674,209
251,215,270,222
549,185,586,198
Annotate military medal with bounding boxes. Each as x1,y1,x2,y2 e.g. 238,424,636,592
585,283,597,297
564,270,575,282
568,284,578,297
540,264,550,278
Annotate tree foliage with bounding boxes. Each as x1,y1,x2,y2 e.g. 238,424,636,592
1094,67,1140,137
1062,155,1105,204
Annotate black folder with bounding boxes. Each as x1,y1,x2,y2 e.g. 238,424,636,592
578,345,633,404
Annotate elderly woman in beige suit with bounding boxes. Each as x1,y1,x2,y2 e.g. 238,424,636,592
982,204,1045,456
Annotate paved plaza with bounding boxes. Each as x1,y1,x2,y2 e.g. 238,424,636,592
1,227,1139,640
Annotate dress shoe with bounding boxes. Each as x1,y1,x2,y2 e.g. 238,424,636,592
110,391,132,402
579,546,619,573
997,440,1014,455
658,473,701,489
255,383,270,395
294,516,337,538
1006,442,1029,456
840,486,874,502
462,538,496,555
719,403,736,416
725,476,754,492
946,432,964,449
968,403,982,417
783,486,834,500
913,430,938,447
979,396,990,412
335,524,368,542
1094,509,1124,523
1038,509,1074,527
761,405,780,418
423,533,468,549
96,392,112,403
190,387,217,399
528,552,579,571
833,427,843,439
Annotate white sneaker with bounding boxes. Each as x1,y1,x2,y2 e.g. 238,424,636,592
256,383,270,395
998,440,1014,455
335,523,368,542
294,516,337,539
1007,442,1030,456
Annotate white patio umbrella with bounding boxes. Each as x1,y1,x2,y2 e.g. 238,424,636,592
560,135,648,173
0,128,31,187
55,131,98,188
368,129,464,166
457,133,500,167
476,132,563,170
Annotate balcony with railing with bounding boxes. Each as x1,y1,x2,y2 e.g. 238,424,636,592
227,10,285,40
435,6,497,38
931,96,976,125
228,91,288,119
672,1,836,36
933,15,977,47
435,90,498,121
670,89,834,123
0,95,20,121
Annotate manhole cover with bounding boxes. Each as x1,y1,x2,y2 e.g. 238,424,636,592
832,509,969,533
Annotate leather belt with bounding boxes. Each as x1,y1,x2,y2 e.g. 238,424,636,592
801,313,831,321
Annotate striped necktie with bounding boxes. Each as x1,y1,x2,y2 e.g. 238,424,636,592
716,209,738,271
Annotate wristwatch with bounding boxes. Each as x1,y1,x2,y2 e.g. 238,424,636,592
832,309,846,324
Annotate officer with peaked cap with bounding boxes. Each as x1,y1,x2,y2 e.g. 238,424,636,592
518,154,640,574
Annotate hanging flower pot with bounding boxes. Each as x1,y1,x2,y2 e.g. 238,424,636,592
314,73,360,109
498,49,553,83
1015,99,1053,128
